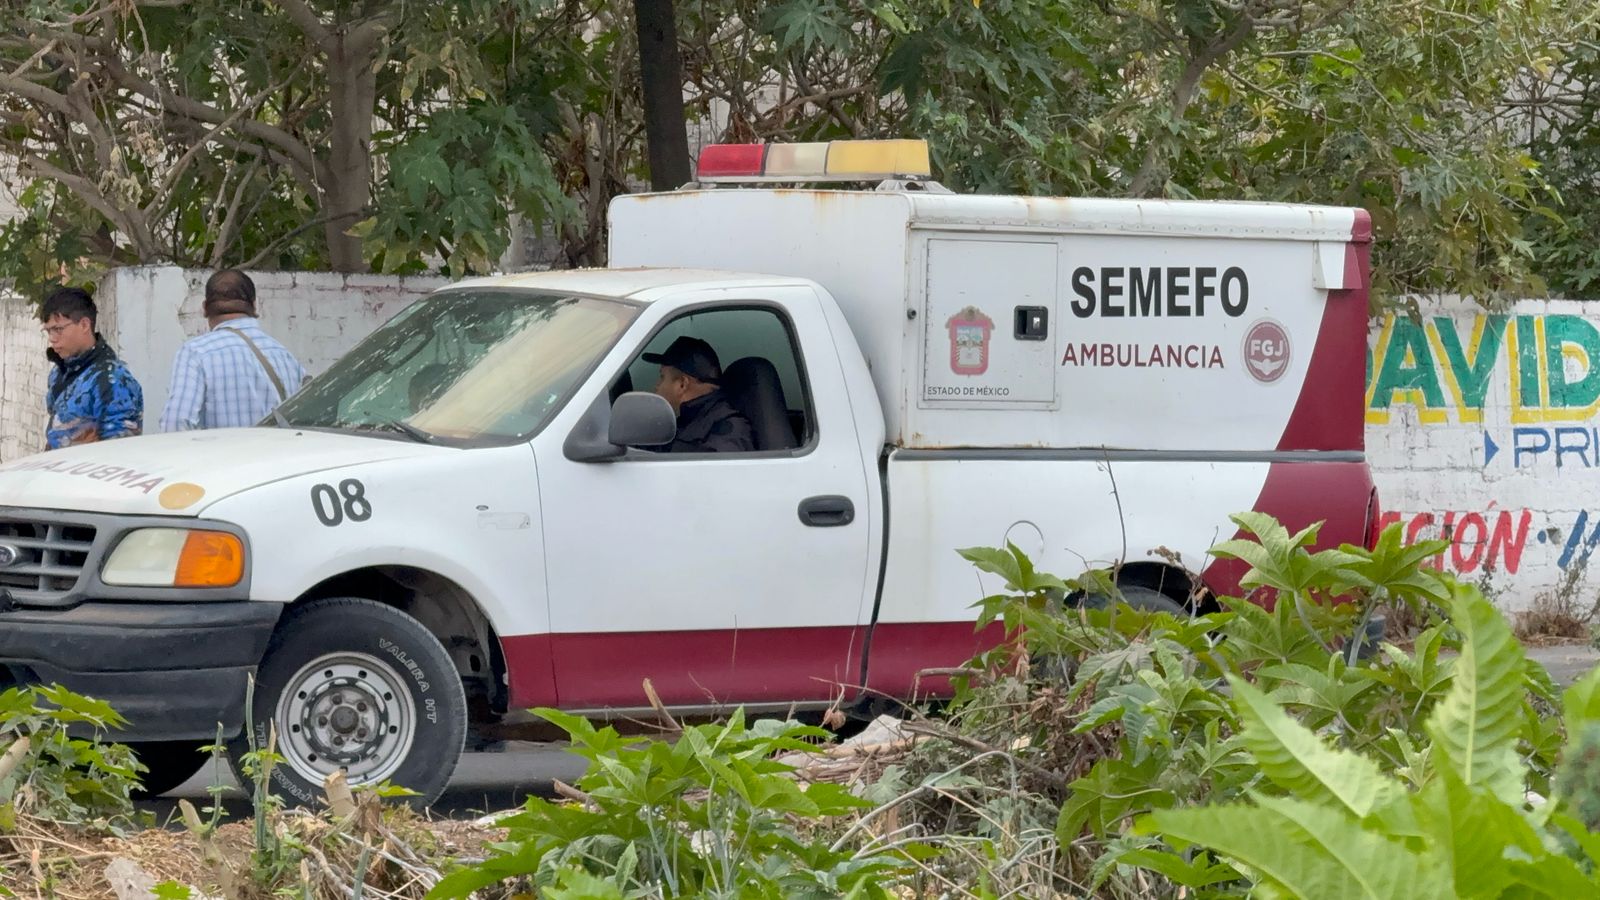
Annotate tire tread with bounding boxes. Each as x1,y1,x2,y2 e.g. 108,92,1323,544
230,596,467,808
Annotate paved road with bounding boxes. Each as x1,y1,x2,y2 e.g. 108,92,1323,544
1527,642,1600,688
139,643,1600,822
140,741,588,822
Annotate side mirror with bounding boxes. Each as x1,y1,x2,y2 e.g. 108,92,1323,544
563,391,678,463
609,392,677,448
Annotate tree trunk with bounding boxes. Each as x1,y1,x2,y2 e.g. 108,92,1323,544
633,0,693,191
321,33,378,272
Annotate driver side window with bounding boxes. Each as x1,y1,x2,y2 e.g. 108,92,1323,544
613,306,815,454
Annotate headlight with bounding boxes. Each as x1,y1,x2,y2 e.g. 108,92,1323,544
102,528,245,588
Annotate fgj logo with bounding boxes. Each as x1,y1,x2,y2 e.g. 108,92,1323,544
946,306,995,376
1243,319,1291,384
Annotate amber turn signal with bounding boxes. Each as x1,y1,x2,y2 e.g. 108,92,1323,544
174,531,245,588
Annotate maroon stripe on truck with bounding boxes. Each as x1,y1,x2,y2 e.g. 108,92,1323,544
499,620,1004,710
503,625,867,710
1199,459,1375,605
1275,209,1372,452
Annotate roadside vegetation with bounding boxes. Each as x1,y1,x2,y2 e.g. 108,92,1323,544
3,513,1599,898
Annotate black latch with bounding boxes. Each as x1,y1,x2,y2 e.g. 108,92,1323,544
1014,306,1048,340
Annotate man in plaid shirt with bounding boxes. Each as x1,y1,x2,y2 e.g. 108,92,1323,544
159,270,306,432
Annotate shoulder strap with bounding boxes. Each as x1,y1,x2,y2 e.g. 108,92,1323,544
227,327,288,401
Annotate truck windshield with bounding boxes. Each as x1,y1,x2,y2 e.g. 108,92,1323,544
276,289,639,444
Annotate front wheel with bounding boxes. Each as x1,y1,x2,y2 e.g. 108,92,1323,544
1031,584,1192,684
1073,584,1190,616
229,597,467,809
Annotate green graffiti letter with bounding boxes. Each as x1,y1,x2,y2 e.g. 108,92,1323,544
1433,315,1507,414
1516,316,1543,408
1371,317,1446,412
1544,315,1600,410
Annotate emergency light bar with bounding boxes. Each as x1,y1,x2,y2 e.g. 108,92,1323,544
696,139,932,183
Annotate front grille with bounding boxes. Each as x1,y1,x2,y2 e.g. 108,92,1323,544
0,518,96,603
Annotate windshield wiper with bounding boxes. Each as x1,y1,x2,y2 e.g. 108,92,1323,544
373,419,437,445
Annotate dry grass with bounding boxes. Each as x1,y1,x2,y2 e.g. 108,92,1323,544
1514,593,1593,645
0,798,509,900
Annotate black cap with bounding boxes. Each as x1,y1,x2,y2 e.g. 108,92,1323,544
644,336,722,383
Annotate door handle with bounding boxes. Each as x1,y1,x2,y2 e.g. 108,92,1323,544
798,495,855,527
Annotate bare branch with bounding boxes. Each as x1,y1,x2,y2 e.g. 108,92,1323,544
0,70,77,119
210,158,262,267
95,55,321,189
7,38,60,80
19,154,157,257
1128,6,1260,196
270,0,336,51
147,65,304,216
347,11,401,58
789,53,859,135
241,205,369,269
162,120,321,198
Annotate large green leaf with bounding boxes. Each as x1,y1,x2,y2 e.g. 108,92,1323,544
1228,675,1405,819
1562,664,1600,737
1424,583,1528,801
1414,767,1544,898
1338,523,1452,603
1148,794,1451,900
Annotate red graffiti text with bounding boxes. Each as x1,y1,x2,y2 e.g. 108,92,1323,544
1377,506,1533,575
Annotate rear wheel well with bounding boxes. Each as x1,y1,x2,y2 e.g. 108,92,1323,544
293,567,507,721
1113,562,1218,615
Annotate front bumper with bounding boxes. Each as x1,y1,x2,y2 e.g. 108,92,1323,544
0,600,282,741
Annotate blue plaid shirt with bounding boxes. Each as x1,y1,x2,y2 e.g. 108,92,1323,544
159,318,306,431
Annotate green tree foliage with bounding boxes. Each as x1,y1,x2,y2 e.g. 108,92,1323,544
2,0,1594,307
1522,25,1600,299
0,0,588,287
735,0,1582,304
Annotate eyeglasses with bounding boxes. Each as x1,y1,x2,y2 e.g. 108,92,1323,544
42,322,80,337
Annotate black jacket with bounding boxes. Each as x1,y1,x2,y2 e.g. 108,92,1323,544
668,389,755,452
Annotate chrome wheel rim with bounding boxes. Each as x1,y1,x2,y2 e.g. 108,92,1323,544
274,652,417,787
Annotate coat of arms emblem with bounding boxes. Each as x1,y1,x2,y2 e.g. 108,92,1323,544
946,306,994,376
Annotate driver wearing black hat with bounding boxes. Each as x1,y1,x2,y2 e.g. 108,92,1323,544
645,336,755,453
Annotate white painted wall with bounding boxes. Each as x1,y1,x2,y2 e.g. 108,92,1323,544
0,266,447,461
0,291,48,461
1366,296,1600,612
100,267,449,424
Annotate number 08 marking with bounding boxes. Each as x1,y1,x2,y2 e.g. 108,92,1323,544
311,479,372,527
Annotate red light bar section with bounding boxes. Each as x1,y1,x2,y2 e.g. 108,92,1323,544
696,144,767,178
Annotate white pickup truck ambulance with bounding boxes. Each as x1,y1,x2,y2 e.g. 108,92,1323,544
0,140,1378,805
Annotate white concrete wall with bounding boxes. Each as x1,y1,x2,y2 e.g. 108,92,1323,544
1366,297,1600,612
0,291,48,460
0,266,447,461
101,267,449,424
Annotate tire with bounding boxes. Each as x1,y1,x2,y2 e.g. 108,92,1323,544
1032,584,1192,684
127,740,209,799
1073,583,1190,616
228,597,467,810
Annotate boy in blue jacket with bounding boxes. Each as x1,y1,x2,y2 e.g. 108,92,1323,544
40,287,143,449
